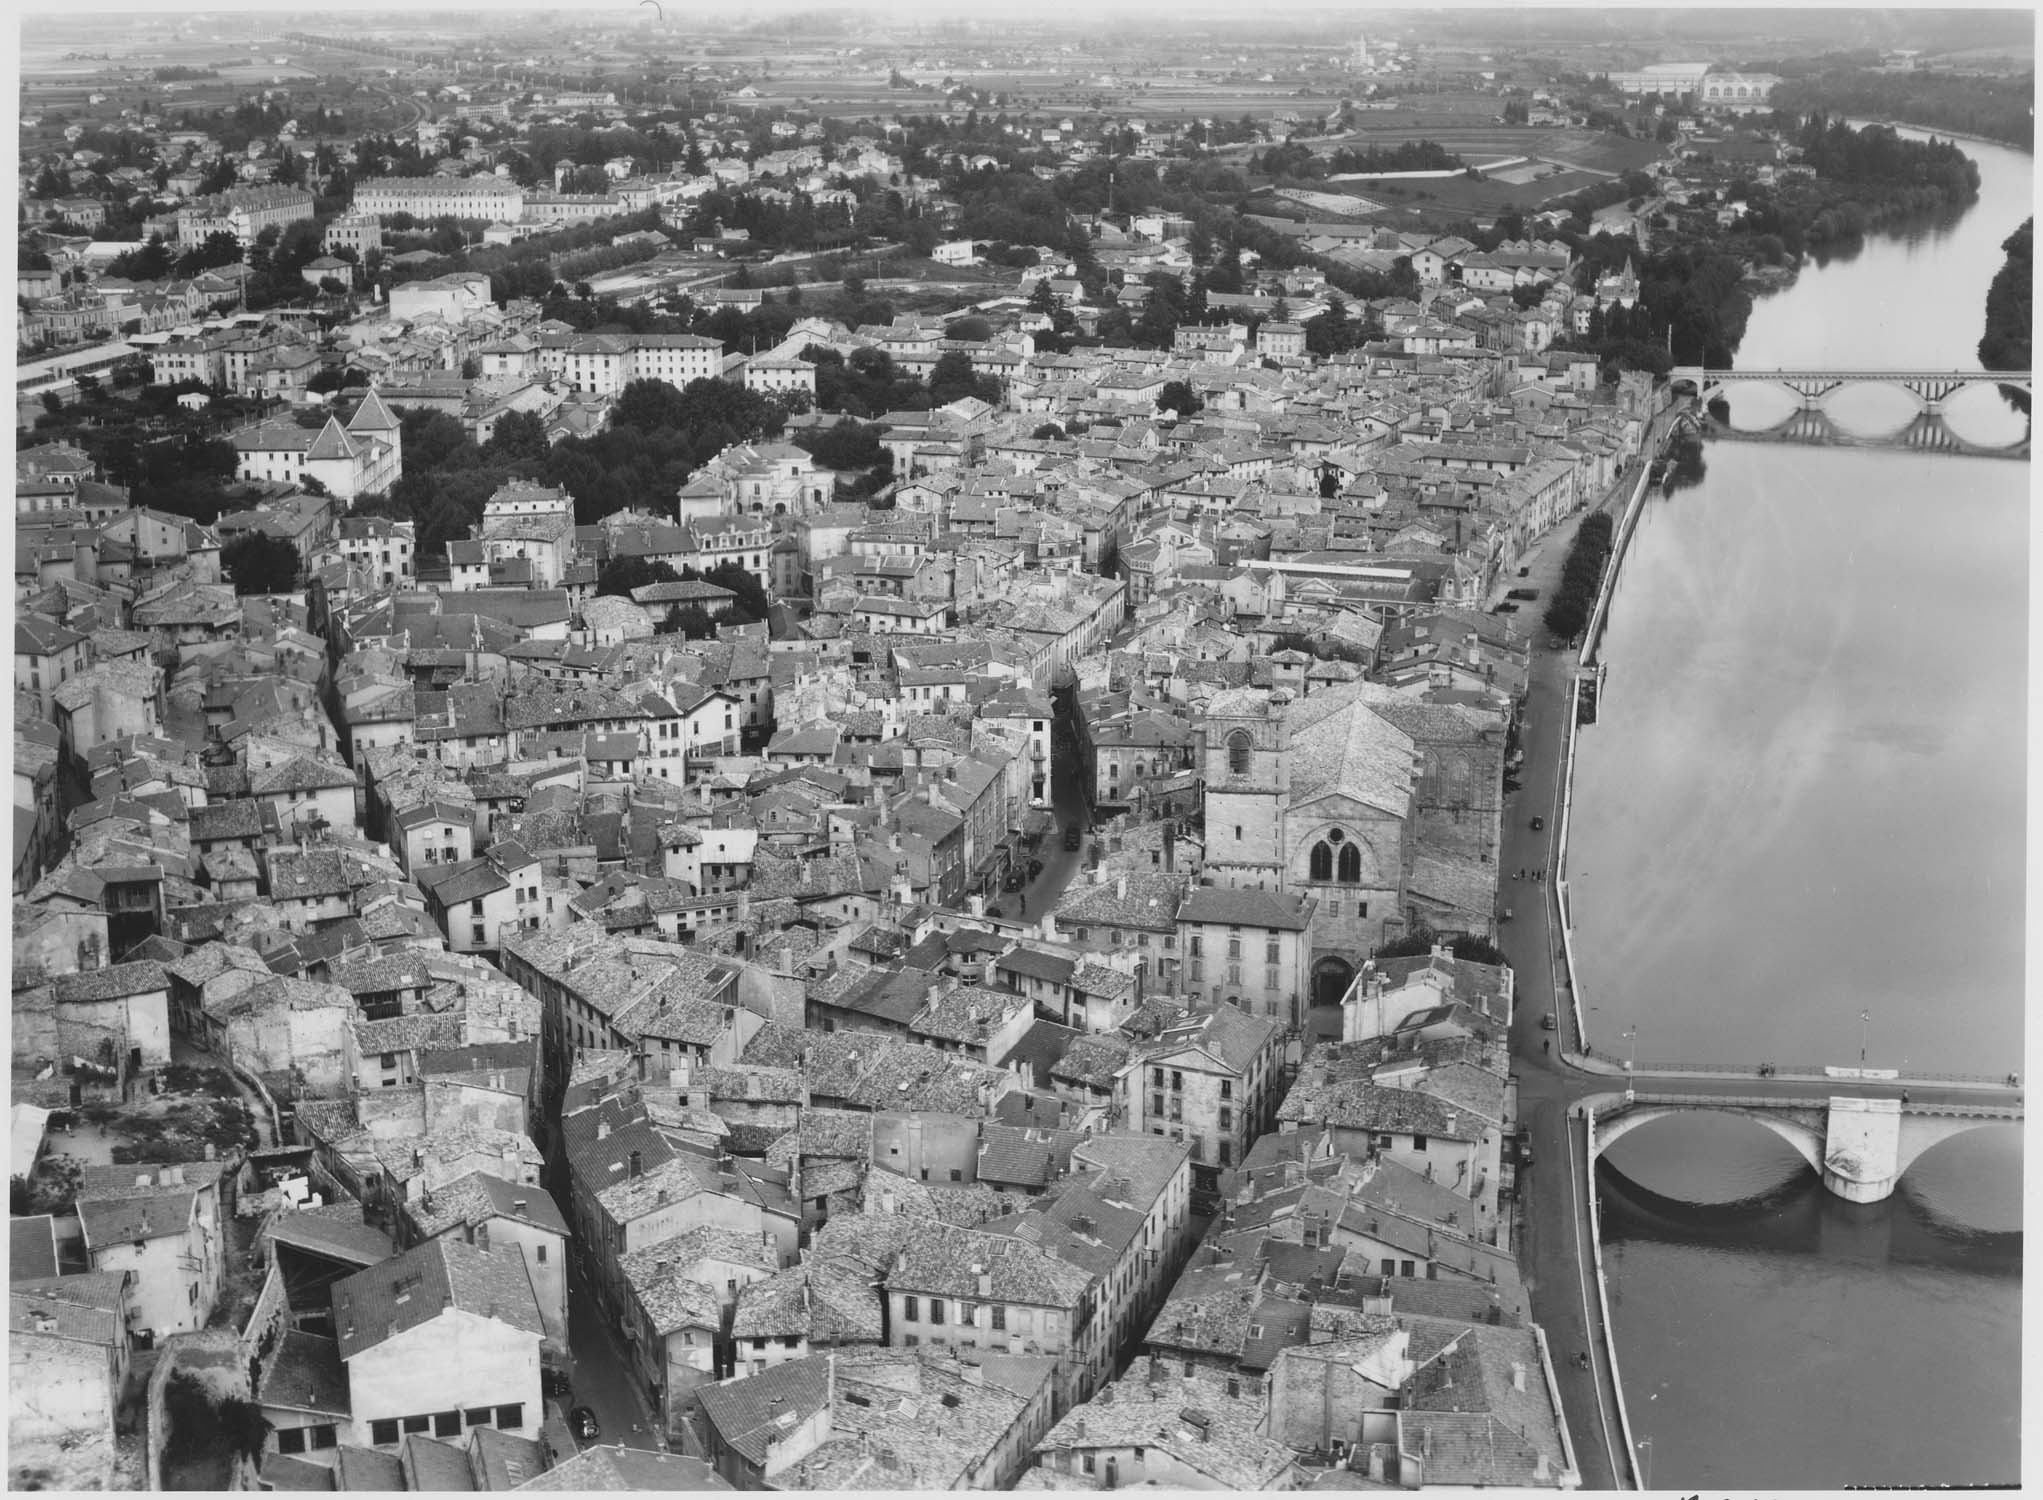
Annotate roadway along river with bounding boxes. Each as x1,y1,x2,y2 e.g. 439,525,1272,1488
1568,130,2029,1489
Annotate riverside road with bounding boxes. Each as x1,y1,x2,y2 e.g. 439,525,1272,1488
1494,407,2023,1491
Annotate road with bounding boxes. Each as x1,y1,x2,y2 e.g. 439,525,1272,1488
987,711,1092,924
560,1255,666,1455
1496,466,1634,1492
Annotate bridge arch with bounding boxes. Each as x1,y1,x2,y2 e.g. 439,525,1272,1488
1593,1102,1826,1176
1891,1114,2025,1184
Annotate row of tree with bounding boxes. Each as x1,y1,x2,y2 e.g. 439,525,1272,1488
1542,509,1616,642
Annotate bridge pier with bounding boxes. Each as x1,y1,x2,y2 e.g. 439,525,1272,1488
1820,1096,1903,1203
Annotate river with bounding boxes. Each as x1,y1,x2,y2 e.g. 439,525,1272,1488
1570,131,2030,1489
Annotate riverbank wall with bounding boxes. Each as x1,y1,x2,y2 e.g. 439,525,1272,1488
1552,449,1660,1495
1552,450,1658,1049
1581,1105,1644,1490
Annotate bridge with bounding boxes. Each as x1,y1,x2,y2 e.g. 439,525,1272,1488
1666,366,2031,458
1670,365,2032,411
1586,1081,2025,1203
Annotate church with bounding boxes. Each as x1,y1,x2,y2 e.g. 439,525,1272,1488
1201,677,1502,1013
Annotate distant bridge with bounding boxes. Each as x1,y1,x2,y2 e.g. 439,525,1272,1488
1668,366,2031,458
1590,1088,2024,1203
1671,365,2032,411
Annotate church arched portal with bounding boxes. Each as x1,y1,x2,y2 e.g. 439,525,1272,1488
1311,955,1357,1011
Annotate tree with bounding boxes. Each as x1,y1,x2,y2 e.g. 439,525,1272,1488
666,603,720,638
596,555,681,597
487,409,550,463
927,349,998,406
1157,380,1202,419
685,561,768,623
221,532,301,595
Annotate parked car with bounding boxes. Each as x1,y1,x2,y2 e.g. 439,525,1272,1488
1027,858,1045,880
1063,825,1083,851
542,1367,572,1400
1530,815,1545,831
1003,869,1026,892
1516,1130,1535,1167
569,1406,600,1441
1541,1012,1558,1031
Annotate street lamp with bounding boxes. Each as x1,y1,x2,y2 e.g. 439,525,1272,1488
1637,1438,1653,1490
1859,1009,1871,1067
1622,1025,1638,1073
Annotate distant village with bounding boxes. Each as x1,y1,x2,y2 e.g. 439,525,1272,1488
9,31,1742,1494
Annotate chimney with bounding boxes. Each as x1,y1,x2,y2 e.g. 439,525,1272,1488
1535,1451,1551,1482
827,1352,836,1410
628,1150,643,1178
597,1118,612,1140
1116,874,1127,900
1422,1427,1434,1459
1511,1361,1526,1392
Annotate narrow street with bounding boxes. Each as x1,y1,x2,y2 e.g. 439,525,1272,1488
559,1256,666,1455
990,713,1091,924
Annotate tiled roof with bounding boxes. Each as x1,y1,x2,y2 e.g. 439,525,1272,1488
331,1236,543,1360
1054,873,1187,933
886,1220,1094,1309
1035,1369,1296,1489
512,1445,732,1491
258,1330,351,1415
1177,885,1315,932
401,1433,476,1491
695,1357,831,1468
51,959,166,1004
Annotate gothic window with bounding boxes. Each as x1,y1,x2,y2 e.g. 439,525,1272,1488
1227,731,1253,777
1310,841,1333,881
1338,843,1362,884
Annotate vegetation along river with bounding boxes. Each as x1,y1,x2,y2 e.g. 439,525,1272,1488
1569,129,2028,1489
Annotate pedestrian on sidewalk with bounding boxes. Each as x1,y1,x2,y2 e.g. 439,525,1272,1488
1544,1038,1551,1055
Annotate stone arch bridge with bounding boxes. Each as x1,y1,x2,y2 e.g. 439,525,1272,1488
1671,366,2033,412
1590,1090,2024,1203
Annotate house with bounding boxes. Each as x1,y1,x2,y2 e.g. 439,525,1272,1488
400,1172,570,1350
75,1159,229,1342
1175,886,1317,1034
696,1345,1059,1491
51,959,173,1069
1115,1000,1285,1201
618,1224,778,1433
8,1271,134,1452
328,1235,545,1449
1028,1366,1300,1489
15,616,91,714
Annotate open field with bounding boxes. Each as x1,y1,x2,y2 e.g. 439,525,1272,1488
1363,166,1612,218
